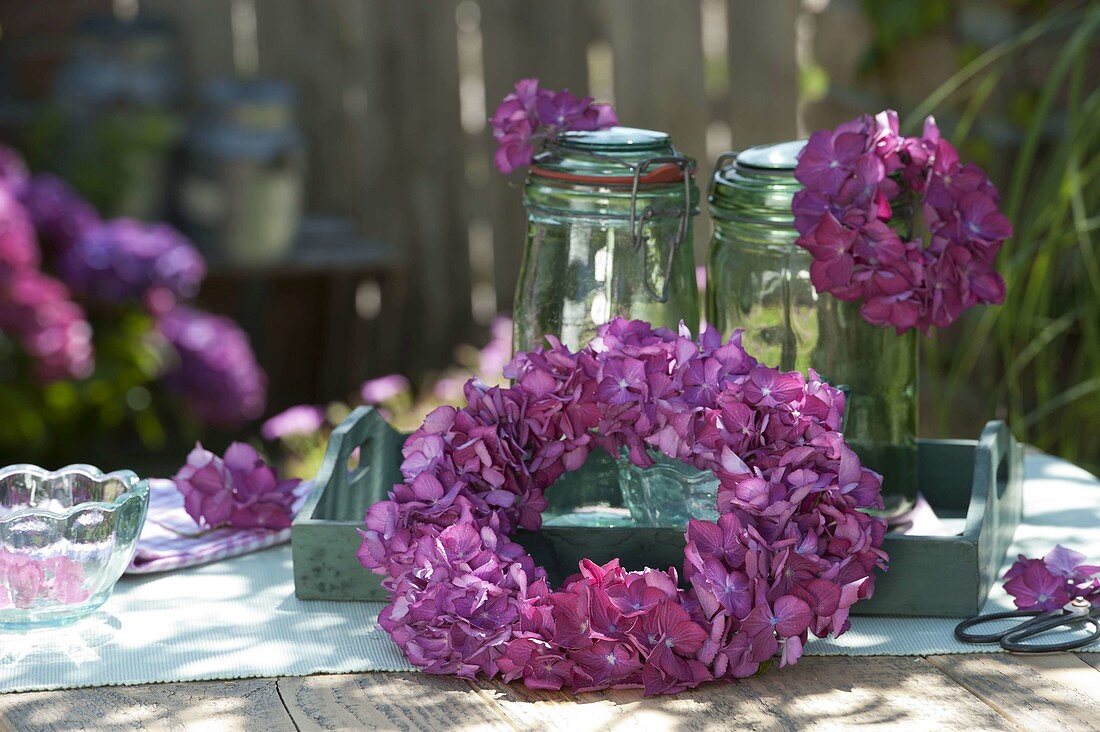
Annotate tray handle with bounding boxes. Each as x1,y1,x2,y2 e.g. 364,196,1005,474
969,419,1024,602
312,406,404,520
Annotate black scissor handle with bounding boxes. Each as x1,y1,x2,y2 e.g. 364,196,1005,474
954,609,1051,644
1001,614,1100,653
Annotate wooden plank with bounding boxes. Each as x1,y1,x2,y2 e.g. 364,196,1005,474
254,0,361,219
141,0,236,95
255,0,472,372
253,2,408,388
724,0,800,146
15,652,1100,731
483,657,1011,731
353,0,474,370
928,653,1100,732
0,678,295,732
594,0,712,267
480,676,787,731
276,673,515,731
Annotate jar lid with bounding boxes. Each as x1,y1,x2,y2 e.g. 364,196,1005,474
530,126,694,185
731,140,805,172
710,140,805,224
557,127,670,153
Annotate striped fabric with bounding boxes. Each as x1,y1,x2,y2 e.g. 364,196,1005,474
126,479,309,574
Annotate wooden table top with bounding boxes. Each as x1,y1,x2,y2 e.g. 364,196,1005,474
1,653,1097,731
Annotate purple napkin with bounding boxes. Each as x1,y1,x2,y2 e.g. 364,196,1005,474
126,478,311,574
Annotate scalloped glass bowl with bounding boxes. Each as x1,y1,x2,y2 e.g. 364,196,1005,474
0,465,149,627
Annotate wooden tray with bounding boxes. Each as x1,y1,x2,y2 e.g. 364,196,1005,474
292,407,1022,617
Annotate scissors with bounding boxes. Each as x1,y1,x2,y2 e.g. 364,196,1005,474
954,596,1100,652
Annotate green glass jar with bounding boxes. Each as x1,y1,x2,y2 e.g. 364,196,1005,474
513,127,700,353
706,142,917,518
706,142,816,370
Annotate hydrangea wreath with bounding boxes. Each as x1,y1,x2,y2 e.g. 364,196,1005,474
358,318,888,695
793,110,1011,335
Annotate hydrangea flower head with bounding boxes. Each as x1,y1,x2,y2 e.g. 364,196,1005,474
261,404,327,441
490,78,617,174
1004,545,1100,611
61,219,205,306
173,442,300,529
15,174,100,256
360,374,411,404
158,306,266,427
0,268,94,382
0,145,29,189
793,110,1010,334
0,184,40,275
0,551,90,610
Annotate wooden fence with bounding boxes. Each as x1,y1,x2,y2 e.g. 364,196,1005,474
4,0,889,389
145,0,806,369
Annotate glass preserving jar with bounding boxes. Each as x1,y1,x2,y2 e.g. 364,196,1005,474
706,141,817,371
177,78,305,265
513,127,700,353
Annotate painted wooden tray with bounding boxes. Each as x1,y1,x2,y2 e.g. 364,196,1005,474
292,407,1022,617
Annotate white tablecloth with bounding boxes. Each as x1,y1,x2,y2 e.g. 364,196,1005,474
1,453,1096,694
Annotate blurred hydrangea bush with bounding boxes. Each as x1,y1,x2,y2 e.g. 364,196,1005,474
0,145,265,464
264,316,512,481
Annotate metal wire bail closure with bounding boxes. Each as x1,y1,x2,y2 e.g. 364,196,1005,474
629,155,692,303
707,151,739,205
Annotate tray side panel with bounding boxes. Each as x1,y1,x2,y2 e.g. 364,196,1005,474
294,521,385,601
974,422,1024,608
293,406,402,601
854,538,981,616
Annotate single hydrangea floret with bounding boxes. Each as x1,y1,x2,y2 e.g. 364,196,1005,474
173,442,300,530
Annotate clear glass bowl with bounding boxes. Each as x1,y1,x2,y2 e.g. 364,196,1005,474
617,451,719,527
0,464,149,627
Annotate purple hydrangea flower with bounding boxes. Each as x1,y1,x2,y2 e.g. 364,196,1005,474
261,404,326,441
157,306,266,427
15,174,100,256
0,184,40,275
60,219,205,306
0,268,94,382
490,78,617,174
1004,545,1100,611
0,550,92,607
0,146,28,190
360,374,411,404
793,110,1010,334
0,551,91,610
173,442,300,530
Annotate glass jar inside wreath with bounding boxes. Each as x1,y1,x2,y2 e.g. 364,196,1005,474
514,127,702,524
